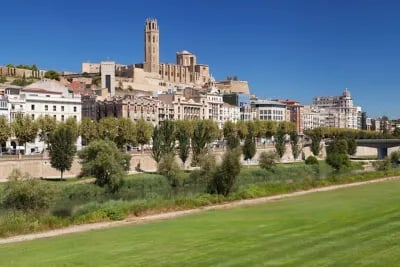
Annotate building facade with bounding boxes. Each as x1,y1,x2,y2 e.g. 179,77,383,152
252,99,287,122
312,89,361,129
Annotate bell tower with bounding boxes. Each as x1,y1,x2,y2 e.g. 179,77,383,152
144,18,159,73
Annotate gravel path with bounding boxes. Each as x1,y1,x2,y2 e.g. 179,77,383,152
0,176,399,245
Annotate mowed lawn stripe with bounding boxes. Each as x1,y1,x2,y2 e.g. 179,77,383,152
0,181,400,266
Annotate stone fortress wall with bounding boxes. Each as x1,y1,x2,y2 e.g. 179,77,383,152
0,66,45,79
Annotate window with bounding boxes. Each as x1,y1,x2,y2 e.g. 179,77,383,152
31,104,35,111
73,106,77,112
61,115,64,121
53,115,57,119
31,114,35,120
45,105,48,111
53,106,56,111
61,106,64,112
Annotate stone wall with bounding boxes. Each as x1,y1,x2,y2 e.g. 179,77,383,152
0,66,45,79
0,144,398,181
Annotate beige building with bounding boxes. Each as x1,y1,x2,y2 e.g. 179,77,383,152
144,19,210,86
81,18,211,94
158,90,208,121
121,95,159,126
216,80,250,94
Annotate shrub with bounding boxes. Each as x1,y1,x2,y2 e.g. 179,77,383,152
2,170,55,212
373,157,391,173
158,153,182,187
326,139,350,171
79,140,131,192
208,147,242,196
390,151,400,167
259,151,277,170
305,155,319,165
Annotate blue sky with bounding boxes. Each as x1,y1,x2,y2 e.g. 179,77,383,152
1,0,400,118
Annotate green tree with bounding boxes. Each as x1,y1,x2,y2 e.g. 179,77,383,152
48,124,77,180
65,117,79,141
236,120,248,140
44,70,60,81
36,115,57,148
0,76,7,83
307,128,323,156
326,139,350,171
224,121,239,149
151,125,163,164
11,77,31,86
191,120,219,166
79,117,98,145
159,120,176,155
0,115,11,153
289,130,301,160
242,134,256,161
264,120,277,138
79,140,131,192
346,137,357,156
11,114,38,153
274,124,286,159
175,120,192,166
98,117,119,142
208,147,241,196
158,152,181,188
6,64,14,68
115,118,136,149
135,118,153,151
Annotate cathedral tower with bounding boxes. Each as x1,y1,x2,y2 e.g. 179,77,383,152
144,18,159,73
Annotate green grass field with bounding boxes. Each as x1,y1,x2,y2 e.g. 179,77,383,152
1,180,399,267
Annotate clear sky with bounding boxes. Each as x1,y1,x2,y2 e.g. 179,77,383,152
1,0,399,118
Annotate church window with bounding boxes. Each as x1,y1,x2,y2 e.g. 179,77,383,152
153,36,155,43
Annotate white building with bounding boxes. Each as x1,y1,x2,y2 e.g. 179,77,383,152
3,80,82,154
251,99,287,122
207,91,224,128
222,103,240,124
22,80,82,122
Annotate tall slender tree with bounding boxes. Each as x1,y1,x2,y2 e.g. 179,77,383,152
48,124,77,180
175,120,192,166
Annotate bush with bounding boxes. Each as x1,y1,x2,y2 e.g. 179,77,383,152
373,157,391,173
79,140,131,192
326,139,350,171
158,153,182,188
2,170,55,212
390,151,400,167
208,148,242,196
305,155,319,165
259,151,277,170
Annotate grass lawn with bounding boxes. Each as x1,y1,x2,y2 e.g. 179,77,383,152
1,180,400,266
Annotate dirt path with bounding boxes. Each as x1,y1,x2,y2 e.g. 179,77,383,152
1,176,399,245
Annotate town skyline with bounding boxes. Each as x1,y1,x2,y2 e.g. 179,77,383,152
1,0,399,118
